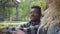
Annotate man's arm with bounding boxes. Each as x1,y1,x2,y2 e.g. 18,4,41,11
0,28,3,34
13,29,25,34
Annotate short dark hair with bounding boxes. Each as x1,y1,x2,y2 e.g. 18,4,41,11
31,6,41,11
31,6,42,16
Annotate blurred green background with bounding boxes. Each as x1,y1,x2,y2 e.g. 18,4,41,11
0,0,46,22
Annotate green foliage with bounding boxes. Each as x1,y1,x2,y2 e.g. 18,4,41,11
19,0,46,21
0,0,46,21
0,0,17,21
0,23,21,28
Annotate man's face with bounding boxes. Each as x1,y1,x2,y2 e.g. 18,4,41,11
30,8,40,21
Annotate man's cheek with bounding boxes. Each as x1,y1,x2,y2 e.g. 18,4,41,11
30,17,36,20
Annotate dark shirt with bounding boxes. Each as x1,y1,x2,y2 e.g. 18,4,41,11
20,21,40,34
2,21,40,34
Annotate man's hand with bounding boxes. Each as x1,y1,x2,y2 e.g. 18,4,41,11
0,28,3,34
13,29,25,34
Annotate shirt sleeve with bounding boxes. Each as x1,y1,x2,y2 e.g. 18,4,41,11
47,23,55,34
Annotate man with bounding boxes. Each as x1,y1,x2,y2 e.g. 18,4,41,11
13,6,42,34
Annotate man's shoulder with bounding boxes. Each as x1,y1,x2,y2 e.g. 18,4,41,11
20,22,30,27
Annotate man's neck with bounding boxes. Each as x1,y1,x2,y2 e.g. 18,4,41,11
30,20,40,25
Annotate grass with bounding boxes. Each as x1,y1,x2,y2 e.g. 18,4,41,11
0,23,21,28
